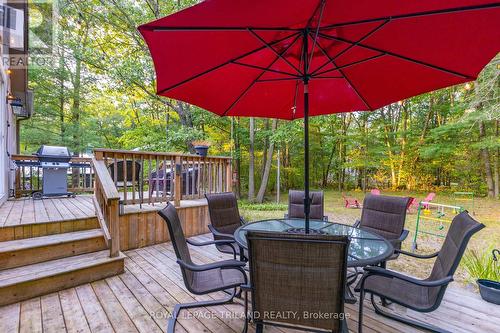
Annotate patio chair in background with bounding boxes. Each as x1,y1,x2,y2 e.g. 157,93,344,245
158,203,247,333
243,231,350,333
354,194,412,261
370,188,381,195
285,190,328,221
108,160,143,204
342,193,360,208
206,192,247,259
357,211,484,333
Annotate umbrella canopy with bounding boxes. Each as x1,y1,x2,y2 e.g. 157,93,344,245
139,0,500,232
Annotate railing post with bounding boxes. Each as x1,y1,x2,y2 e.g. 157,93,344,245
226,160,232,192
108,198,120,257
174,156,182,207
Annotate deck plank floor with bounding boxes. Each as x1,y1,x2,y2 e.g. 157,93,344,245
0,234,497,333
0,196,96,227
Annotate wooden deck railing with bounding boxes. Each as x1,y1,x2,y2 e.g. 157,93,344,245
93,148,232,207
12,154,94,197
92,157,120,257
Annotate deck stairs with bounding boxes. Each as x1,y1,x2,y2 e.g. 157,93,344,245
0,198,125,306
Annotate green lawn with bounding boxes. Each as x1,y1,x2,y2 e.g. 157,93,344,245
239,190,500,288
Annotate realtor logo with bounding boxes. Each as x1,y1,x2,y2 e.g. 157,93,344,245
1,0,58,68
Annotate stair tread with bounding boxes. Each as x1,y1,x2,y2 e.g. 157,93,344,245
0,250,125,286
0,229,104,253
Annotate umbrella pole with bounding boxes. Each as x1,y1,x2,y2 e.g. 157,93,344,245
304,83,310,234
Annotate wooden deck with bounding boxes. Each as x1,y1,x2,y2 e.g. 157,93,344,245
0,196,96,227
0,234,497,333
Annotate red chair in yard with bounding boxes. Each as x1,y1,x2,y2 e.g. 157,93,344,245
407,192,436,213
370,189,381,195
342,193,360,209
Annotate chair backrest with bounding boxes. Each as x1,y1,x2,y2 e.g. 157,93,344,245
360,194,411,243
158,203,194,286
205,192,242,238
288,190,324,220
428,211,484,302
247,231,349,331
424,192,436,202
108,160,141,182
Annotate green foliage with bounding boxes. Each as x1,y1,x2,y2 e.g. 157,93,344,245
463,248,500,282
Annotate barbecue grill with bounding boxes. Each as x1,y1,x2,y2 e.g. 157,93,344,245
20,145,77,199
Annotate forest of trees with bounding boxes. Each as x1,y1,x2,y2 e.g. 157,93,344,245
21,1,500,201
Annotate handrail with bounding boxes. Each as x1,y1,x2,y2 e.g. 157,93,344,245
94,148,232,206
12,154,94,197
92,156,120,258
11,154,92,163
92,157,120,201
94,148,231,160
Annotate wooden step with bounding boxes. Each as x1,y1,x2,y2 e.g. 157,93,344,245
0,229,107,269
0,217,100,242
0,250,125,306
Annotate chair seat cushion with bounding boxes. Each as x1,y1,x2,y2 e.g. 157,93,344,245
192,264,246,294
363,274,434,311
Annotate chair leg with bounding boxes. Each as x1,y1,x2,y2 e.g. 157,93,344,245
378,262,390,307
168,288,237,333
255,323,264,333
371,295,452,333
340,318,349,333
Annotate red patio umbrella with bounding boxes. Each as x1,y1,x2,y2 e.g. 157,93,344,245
139,0,500,233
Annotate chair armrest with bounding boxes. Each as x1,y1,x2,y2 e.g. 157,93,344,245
363,266,453,287
395,249,439,259
398,229,409,242
186,238,237,258
323,215,329,222
240,284,252,292
186,238,235,247
208,225,236,239
177,259,246,272
240,216,247,225
353,220,361,228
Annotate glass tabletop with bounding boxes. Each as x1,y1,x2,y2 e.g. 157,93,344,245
234,218,394,267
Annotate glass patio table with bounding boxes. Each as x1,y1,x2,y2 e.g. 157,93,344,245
234,218,394,268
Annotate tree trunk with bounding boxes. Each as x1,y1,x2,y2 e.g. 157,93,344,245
248,117,255,201
479,121,495,198
256,120,277,203
495,120,499,198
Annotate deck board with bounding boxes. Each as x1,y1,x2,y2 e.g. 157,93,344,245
0,196,96,227
0,236,498,333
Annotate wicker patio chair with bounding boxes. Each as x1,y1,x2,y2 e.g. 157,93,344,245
354,194,412,261
242,231,350,333
285,190,328,221
357,211,484,333
158,203,247,333
206,192,247,259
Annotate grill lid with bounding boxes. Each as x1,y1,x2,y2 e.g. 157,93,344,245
36,145,71,157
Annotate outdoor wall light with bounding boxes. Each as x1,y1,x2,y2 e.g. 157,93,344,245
6,91,17,102
9,98,25,116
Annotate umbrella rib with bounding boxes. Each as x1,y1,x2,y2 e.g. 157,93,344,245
313,41,374,110
222,34,302,116
310,19,390,76
308,0,327,73
256,77,301,83
247,29,303,76
319,3,500,30
312,53,385,77
231,61,301,78
146,26,301,32
157,32,300,95
318,33,473,79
